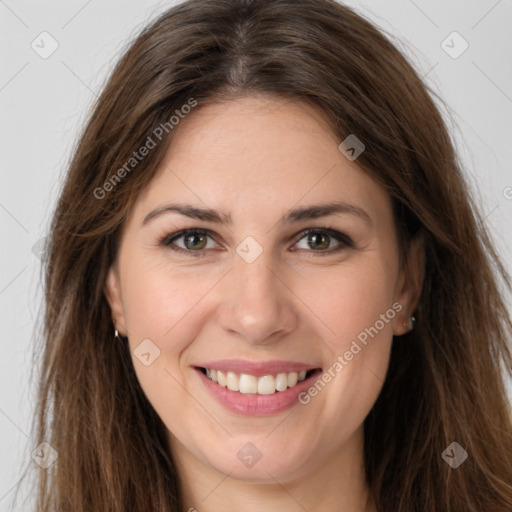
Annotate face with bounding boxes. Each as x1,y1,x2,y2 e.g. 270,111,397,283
106,95,423,487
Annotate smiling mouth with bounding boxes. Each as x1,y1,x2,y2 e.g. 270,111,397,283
198,367,321,395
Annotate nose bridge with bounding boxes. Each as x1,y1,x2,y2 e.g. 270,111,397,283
217,246,297,344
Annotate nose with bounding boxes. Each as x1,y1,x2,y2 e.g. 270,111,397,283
216,252,298,345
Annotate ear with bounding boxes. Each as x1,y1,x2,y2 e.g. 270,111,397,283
104,264,128,336
392,232,425,336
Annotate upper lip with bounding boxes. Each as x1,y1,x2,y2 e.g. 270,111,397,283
196,359,322,377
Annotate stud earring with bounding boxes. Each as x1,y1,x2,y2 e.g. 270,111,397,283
114,321,123,341
403,316,416,331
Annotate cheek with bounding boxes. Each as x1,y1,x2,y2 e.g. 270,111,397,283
119,261,215,441
293,256,396,428
295,255,397,354
120,255,213,346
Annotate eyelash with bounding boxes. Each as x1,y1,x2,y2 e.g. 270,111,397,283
159,227,354,257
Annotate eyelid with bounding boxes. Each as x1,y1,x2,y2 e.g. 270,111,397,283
160,228,218,257
160,227,354,256
291,227,353,254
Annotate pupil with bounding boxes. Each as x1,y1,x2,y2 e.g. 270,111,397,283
310,233,329,250
186,234,206,250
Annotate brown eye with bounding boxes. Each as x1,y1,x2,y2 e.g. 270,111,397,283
305,232,331,250
294,228,353,255
161,229,216,255
161,227,353,257
182,233,208,250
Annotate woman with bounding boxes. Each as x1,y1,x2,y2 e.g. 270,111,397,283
23,0,512,510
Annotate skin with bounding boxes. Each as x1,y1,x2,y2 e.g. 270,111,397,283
105,95,424,512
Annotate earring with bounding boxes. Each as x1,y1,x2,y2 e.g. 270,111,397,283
114,322,123,340
403,316,416,331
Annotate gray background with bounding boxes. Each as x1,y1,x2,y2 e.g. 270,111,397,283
1,0,511,509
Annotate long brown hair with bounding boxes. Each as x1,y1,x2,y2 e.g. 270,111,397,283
16,0,512,510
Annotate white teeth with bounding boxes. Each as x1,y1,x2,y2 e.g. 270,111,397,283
275,372,288,391
217,370,227,387
239,374,258,394
226,371,239,391
287,371,298,387
257,375,276,395
203,367,313,395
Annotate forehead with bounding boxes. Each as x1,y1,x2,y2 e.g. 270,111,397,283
131,95,391,227
163,95,340,175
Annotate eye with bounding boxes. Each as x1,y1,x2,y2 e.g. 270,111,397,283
293,228,353,255
161,229,218,256
160,227,353,256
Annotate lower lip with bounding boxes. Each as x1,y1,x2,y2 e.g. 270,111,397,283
195,368,322,416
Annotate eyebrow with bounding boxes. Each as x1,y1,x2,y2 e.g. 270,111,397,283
142,201,373,227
